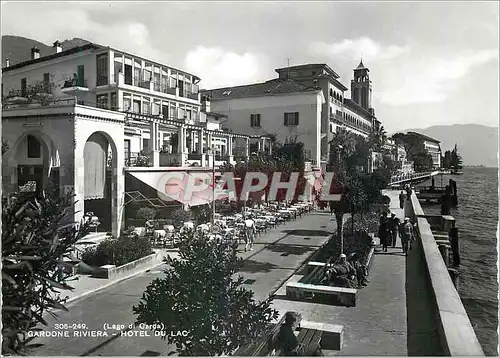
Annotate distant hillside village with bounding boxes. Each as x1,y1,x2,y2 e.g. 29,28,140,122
1,35,449,236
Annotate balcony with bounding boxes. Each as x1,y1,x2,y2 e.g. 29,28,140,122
187,91,200,101
61,78,89,95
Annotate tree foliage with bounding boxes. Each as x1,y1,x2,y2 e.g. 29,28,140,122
2,80,55,108
171,208,191,228
2,191,89,355
220,140,307,203
191,204,211,225
324,130,389,250
136,207,157,222
133,232,278,356
442,144,463,170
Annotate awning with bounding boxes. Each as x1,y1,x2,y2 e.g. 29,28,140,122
128,171,230,207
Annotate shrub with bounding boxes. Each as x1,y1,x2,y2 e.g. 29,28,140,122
133,231,278,356
2,191,90,355
82,233,152,267
171,208,191,228
136,207,156,222
344,211,380,236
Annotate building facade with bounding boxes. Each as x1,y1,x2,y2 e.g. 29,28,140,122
2,41,273,238
202,79,324,165
404,132,442,168
205,61,381,170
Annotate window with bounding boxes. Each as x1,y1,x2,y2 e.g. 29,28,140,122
110,92,117,110
250,114,261,127
162,104,169,118
43,73,50,92
21,78,27,97
27,135,41,158
133,100,141,113
143,100,151,115
96,54,109,86
77,65,85,87
153,73,160,91
284,112,299,126
96,94,109,109
152,102,160,116
144,69,152,82
170,103,176,119
143,138,150,151
124,139,131,161
123,95,131,111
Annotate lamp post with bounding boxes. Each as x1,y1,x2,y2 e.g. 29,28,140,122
208,147,216,231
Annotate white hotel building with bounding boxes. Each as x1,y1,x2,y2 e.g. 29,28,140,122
203,61,382,170
2,41,272,238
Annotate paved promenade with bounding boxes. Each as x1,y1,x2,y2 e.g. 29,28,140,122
271,190,408,356
31,211,335,356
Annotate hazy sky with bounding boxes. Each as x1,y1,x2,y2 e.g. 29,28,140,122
2,1,498,132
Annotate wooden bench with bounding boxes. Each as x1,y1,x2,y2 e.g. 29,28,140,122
271,329,322,356
300,321,344,350
286,282,357,307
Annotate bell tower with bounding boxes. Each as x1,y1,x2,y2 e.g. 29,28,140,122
351,59,373,113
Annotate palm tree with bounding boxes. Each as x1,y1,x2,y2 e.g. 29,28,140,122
368,125,387,152
327,130,357,254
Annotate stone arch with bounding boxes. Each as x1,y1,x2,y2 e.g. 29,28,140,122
82,130,119,232
329,88,334,98
7,131,60,196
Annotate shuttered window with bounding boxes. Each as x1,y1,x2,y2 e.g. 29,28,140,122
284,112,299,126
250,114,261,127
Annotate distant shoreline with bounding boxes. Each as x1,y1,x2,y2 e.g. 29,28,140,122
463,165,498,169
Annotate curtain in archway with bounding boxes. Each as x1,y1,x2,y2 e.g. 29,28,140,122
84,133,108,199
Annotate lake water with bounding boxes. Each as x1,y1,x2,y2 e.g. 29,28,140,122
420,167,498,356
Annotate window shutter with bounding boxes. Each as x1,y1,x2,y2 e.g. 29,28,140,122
284,113,287,126
295,112,299,125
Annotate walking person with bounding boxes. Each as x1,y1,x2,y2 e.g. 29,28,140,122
388,213,400,248
399,191,405,209
400,217,414,256
378,215,390,252
244,216,255,252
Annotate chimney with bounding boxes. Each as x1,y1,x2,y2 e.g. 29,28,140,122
53,40,62,53
31,47,40,60
5,58,10,67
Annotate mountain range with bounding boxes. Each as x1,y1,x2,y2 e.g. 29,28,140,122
396,124,498,167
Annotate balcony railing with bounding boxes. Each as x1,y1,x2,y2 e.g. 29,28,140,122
188,153,203,160
63,78,88,88
138,80,151,89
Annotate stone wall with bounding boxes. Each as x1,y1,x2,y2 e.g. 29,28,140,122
407,191,484,356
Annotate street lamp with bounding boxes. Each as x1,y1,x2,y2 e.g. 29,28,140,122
207,147,216,231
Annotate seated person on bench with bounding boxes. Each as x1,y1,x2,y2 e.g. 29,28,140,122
321,254,356,288
277,313,322,356
277,312,303,356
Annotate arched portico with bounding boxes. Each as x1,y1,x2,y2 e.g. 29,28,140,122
73,116,124,239
5,131,60,196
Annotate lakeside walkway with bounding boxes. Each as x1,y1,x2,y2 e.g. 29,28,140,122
32,211,336,356
271,190,408,355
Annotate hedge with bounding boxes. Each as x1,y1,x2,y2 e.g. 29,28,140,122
82,233,153,267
